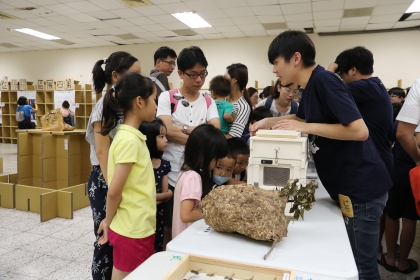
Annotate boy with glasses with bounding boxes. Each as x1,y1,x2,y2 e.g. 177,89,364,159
150,46,177,99
156,46,220,247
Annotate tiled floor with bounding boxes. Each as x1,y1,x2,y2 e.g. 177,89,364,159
2,142,420,279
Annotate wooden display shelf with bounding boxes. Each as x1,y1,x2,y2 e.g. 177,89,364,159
1,82,95,143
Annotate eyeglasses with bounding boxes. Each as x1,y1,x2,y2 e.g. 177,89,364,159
160,59,176,67
183,70,208,80
173,92,190,107
280,86,299,95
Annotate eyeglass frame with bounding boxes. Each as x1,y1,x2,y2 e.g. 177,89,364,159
182,70,208,80
159,59,176,67
280,86,300,95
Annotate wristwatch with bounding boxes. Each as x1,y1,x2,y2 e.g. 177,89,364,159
183,124,189,134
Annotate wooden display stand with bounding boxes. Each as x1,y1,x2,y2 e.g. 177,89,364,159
13,129,90,222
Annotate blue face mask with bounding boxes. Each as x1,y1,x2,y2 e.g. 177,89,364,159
213,174,231,186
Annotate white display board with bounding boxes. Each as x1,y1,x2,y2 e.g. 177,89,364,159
54,90,76,117
18,90,37,122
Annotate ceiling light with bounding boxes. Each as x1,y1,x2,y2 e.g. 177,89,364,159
171,12,211,28
406,0,420,13
10,28,60,40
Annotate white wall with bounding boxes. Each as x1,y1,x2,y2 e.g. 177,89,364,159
0,30,419,90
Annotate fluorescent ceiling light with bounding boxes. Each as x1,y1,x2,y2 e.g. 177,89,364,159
171,12,211,28
406,0,420,13
10,28,60,40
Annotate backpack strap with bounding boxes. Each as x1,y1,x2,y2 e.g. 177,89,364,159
264,97,274,110
149,73,166,93
170,90,212,114
169,88,179,114
203,94,212,109
290,100,298,114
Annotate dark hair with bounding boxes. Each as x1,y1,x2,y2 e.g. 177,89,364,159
247,87,258,97
334,46,373,75
181,124,227,198
268,30,316,68
177,46,208,72
227,137,250,156
139,118,166,159
209,75,231,97
259,86,272,99
92,51,138,94
17,96,27,106
62,100,70,109
388,87,405,99
392,102,402,121
249,106,272,124
101,72,155,136
406,87,411,95
271,80,281,99
227,63,253,113
154,46,177,65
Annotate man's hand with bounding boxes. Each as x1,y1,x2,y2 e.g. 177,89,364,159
327,62,338,73
249,118,269,136
272,120,309,134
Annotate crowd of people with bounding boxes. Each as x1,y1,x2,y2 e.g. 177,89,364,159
83,30,420,280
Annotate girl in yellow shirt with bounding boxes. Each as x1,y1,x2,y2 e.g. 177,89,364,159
97,72,157,279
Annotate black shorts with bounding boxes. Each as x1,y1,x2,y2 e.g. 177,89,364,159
163,184,175,227
386,182,420,220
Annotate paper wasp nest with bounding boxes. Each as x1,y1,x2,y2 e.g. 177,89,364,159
40,108,75,131
200,184,290,243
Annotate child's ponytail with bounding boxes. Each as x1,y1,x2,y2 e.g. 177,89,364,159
101,72,155,136
100,86,123,136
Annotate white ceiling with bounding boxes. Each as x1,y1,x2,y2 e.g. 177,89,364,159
0,0,419,52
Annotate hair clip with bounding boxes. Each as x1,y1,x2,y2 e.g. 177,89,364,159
103,58,107,64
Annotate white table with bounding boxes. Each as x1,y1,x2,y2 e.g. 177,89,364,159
165,182,358,280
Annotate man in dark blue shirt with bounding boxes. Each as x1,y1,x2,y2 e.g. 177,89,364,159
261,30,392,279
327,47,395,273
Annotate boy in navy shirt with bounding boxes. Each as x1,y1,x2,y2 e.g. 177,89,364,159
259,30,392,279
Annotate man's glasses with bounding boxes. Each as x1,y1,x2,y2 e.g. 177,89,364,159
160,59,176,67
280,86,300,95
183,70,208,80
173,92,190,107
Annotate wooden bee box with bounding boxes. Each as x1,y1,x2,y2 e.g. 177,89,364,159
163,255,294,280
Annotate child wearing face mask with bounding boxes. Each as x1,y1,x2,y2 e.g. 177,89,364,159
226,137,250,185
212,148,237,188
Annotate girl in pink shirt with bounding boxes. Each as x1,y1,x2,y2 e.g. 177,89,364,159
172,124,228,238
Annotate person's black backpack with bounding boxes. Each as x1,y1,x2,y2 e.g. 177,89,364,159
63,114,72,125
264,97,298,115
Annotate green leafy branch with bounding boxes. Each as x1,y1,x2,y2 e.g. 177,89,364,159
279,179,316,220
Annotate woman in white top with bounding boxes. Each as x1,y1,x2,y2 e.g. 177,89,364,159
156,46,219,245
86,51,141,280
256,80,299,117
225,63,253,139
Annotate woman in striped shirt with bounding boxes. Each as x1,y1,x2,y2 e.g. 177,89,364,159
224,63,253,139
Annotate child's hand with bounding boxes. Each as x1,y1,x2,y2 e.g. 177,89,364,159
97,220,109,245
232,112,236,120
166,189,173,201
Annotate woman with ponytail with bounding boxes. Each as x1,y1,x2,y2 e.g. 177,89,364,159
86,51,140,280
225,63,252,139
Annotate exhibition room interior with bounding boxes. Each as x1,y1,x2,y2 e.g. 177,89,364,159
1,0,420,279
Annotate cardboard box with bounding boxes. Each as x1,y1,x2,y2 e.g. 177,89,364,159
0,157,3,173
